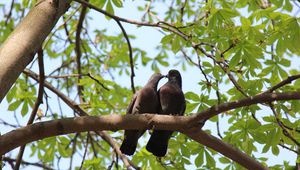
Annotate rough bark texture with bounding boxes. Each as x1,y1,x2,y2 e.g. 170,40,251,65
0,0,71,102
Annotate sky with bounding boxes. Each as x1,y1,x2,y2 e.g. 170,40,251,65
1,0,299,169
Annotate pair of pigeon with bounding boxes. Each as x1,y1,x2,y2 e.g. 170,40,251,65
120,69,186,157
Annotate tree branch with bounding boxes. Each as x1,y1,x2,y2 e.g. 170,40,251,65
269,103,300,146
79,135,89,170
20,70,300,169
189,91,300,125
114,20,136,94
3,157,54,170
73,0,188,40
75,3,88,103
14,48,45,170
184,129,268,170
0,0,70,102
265,74,300,93
0,114,267,170
23,69,138,169
4,0,15,25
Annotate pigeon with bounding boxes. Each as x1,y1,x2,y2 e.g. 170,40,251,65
146,69,185,157
120,73,164,155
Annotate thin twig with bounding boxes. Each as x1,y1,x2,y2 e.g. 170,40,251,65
73,0,188,40
265,74,300,93
62,15,74,44
0,119,20,128
108,161,115,170
43,6,81,49
4,0,15,25
79,134,89,170
278,144,300,154
87,73,110,91
69,134,79,170
87,133,98,157
181,49,210,82
3,157,54,170
114,20,136,94
216,82,223,139
46,73,109,91
180,0,187,22
269,103,300,146
196,50,210,83
76,3,88,103
48,59,75,76
14,48,45,170
220,44,235,56
23,69,139,169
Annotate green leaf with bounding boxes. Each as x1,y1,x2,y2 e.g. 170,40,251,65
186,102,199,113
276,38,285,57
283,0,292,11
161,34,173,44
195,153,204,167
271,145,279,155
244,49,261,68
229,50,241,68
262,144,270,153
185,92,200,101
240,17,251,28
205,150,216,167
105,0,114,19
58,144,71,157
271,128,282,146
6,85,17,103
249,130,266,144
280,58,291,67
219,8,239,19
278,65,288,79
171,36,181,54
111,0,122,7
21,102,29,116
270,0,283,7
219,157,231,164
8,100,22,111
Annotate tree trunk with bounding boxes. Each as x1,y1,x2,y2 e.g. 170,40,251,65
0,0,70,102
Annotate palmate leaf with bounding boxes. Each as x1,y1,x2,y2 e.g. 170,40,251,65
1,0,300,169
208,8,239,29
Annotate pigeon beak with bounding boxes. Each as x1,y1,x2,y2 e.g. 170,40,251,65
163,74,168,78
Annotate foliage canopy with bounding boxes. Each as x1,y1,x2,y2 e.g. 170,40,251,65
1,0,300,169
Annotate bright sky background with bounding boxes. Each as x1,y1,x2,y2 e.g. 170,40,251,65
1,0,299,169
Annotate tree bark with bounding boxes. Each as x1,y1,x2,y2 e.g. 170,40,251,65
0,0,70,102
0,114,268,170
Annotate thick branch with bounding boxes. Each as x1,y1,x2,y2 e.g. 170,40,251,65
0,114,190,154
23,69,137,169
21,70,300,169
0,0,70,102
0,114,267,170
184,129,267,170
189,92,300,125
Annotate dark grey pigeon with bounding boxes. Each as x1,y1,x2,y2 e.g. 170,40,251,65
120,73,164,155
146,69,185,157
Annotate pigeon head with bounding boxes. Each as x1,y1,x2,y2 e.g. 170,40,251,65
147,73,164,88
166,69,182,88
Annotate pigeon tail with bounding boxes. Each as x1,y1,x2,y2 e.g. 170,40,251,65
146,130,172,157
120,138,137,156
